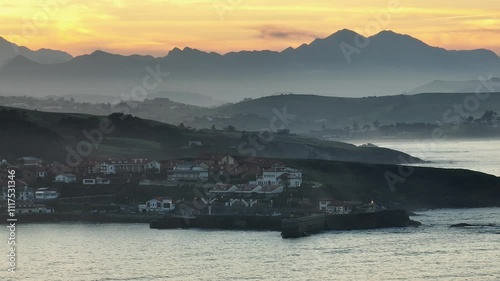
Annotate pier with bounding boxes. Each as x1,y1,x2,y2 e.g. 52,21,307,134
150,210,418,238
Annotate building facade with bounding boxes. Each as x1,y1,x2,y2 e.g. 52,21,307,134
167,163,209,182
138,197,175,213
55,174,77,184
99,159,160,175
256,165,302,187
35,188,59,200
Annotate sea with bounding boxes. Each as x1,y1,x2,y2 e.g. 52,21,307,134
353,139,500,176
1,139,499,281
1,208,498,281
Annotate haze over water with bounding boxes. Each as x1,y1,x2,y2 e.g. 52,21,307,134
353,139,500,176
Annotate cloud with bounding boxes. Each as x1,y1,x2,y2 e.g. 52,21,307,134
257,26,320,40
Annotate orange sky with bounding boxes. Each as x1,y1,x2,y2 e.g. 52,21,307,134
2,0,499,56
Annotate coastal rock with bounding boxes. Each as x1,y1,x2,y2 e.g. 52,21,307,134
450,223,497,228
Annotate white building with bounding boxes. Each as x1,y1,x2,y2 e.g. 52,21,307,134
167,163,209,182
35,188,59,200
17,156,42,166
82,177,111,185
327,201,354,214
319,199,333,212
55,173,77,184
2,182,35,201
256,165,302,187
138,197,175,213
99,159,161,175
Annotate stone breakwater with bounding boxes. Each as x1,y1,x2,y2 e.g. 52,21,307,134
150,210,420,238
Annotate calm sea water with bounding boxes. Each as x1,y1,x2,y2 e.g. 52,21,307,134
1,208,499,281
354,139,500,176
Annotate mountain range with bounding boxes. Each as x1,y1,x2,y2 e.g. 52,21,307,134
0,29,499,101
0,36,72,66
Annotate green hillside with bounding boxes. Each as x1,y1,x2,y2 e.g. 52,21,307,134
0,106,421,165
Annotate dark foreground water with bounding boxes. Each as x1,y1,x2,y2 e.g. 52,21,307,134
1,208,499,281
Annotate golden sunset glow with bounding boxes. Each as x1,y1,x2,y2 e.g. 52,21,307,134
2,0,500,56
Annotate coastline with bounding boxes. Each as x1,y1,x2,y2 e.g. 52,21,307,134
0,212,157,224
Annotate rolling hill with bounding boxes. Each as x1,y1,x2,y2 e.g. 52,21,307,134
2,92,500,135
0,106,422,165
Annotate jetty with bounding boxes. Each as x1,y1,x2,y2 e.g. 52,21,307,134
150,210,418,238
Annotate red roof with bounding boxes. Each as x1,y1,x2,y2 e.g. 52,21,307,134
210,184,235,192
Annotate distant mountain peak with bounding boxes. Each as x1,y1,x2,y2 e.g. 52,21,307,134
328,28,361,38
371,30,421,41
90,50,114,56
0,36,72,65
319,29,364,43
373,30,398,36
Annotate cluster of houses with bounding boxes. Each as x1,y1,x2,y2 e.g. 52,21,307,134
1,154,303,187
1,154,305,214
1,154,381,216
138,154,305,214
0,179,57,214
0,157,162,186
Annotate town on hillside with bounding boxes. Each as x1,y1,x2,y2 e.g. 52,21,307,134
0,154,383,219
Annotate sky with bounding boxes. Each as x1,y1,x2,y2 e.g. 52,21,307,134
1,0,500,56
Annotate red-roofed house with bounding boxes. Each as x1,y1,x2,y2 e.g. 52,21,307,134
196,153,235,167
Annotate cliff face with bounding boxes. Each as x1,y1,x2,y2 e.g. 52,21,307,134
283,159,500,209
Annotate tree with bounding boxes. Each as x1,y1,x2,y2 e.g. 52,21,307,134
211,125,216,130
179,123,186,128
225,125,236,132
352,122,360,132
479,111,498,125
280,173,291,189
373,120,380,129
363,124,371,131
